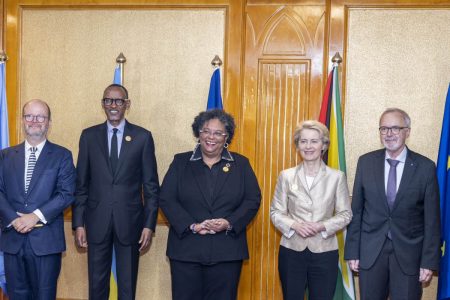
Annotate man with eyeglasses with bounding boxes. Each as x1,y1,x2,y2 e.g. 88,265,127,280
345,108,440,300
0,99,76,299
72,84,159,300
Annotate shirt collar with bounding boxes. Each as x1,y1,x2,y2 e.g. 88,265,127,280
385,146,407,163
107,119,126,133
25,139,47,153
189,143,234,162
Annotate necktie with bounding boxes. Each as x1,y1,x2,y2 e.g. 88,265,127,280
110,128,119,173
25,147,37,193
386,159,400,210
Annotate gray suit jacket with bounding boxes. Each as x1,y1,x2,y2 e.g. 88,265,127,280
344,148,441,275
270,162,352,253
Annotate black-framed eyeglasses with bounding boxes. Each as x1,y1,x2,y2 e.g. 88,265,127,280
379,126,409,135
102,98,127,106
23,114,48,123
199,129,228,139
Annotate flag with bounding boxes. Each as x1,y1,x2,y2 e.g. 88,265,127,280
319,65,355,300
113,64,122,85
0,62,9,295
206,68,222,110
437,84,450,300
108,63,121,300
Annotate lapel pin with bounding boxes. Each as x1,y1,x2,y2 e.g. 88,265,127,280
223,163,231,173
125,136,132,142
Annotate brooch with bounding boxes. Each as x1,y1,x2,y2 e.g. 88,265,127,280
223,163,231,173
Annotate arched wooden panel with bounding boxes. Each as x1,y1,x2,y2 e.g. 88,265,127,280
241,2,326,299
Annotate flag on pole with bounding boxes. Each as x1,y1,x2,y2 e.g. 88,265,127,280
206,68,222,110
437,84,450,300
113,64,122,85
108,63,122,300
0,62,9,295
318,65,356,300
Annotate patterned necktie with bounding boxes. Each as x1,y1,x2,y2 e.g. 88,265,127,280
110,128,119,173
25,147,37,193
386,159,400,210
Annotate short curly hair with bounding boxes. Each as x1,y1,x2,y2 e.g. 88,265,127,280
192,109,236,144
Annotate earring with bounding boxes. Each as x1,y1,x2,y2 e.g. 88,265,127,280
224,142,229,149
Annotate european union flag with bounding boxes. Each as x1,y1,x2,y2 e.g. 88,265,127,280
437,84,450,300
206,68,222,110
0,62,9,295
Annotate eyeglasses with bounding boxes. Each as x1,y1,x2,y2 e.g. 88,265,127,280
102,98,127,106
23,114,48,123
379,126,409,135
199,129,228,138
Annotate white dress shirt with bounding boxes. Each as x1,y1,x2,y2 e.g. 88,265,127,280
384,146,408,193
24,139,47,223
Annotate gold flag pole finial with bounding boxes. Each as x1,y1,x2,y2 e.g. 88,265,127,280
211,55,222,68
116,52,126,85
331,52,343,64
0,50,8,62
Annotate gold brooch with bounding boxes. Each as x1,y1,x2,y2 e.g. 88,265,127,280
223,163,231,173
125,136,132,142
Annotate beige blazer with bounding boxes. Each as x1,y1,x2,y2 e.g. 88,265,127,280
270,162,352,253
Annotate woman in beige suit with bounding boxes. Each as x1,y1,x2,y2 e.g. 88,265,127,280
270,120,352,300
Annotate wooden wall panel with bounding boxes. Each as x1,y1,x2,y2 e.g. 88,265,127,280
242,3,326,299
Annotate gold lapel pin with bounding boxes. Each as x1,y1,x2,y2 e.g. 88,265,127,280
223,163,231,173
125,136,132,142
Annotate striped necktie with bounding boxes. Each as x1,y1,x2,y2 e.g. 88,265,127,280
25,147,37,193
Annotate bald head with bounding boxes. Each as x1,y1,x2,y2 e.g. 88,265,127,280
22,99,51,121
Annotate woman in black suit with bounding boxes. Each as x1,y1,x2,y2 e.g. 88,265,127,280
160,109,261,300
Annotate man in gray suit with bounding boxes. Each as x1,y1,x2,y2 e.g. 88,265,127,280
344,108,440,300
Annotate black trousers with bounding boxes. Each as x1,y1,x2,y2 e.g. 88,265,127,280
278,246,338,300
359,239,422,300
169,259,243,300
87,218,140,300
4,236,61,300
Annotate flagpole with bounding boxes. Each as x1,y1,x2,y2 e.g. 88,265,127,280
116,52,126,85
0,50,7,63
331,51,342,65
211,55,222,68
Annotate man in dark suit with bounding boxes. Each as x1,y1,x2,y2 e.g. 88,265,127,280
72,84,159,300
0,99,76,299
344,108,440,300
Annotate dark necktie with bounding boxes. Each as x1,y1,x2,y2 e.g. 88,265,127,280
386,159,400,210
25,147,37,193
110,128,119,173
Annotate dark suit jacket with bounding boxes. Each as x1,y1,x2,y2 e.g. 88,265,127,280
159,151,261,263
72,120,159,245
0,141,76,255
344,148,441,275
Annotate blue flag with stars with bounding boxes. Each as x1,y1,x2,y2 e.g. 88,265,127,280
438,84,450,300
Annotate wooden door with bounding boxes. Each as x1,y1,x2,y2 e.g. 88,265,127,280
240,1,327,299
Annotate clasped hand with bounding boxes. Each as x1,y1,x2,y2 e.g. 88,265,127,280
291,221,324,238
193,218,230,235
11,212,40,233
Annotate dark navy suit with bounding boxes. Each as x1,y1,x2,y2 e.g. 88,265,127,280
0,141,76,299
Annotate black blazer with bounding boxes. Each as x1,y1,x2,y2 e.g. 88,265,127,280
344,148,441,275
159,151,261,263
72,121,159,245
0,141,76,255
